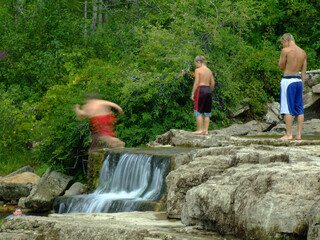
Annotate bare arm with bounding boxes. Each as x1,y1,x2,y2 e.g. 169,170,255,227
301,55,307,85
103,101,123,114
74,104,88,119
279,49,287,70
210,74,215,91
191,69,200,100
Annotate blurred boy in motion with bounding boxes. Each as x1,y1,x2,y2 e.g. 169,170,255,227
74,93,125,152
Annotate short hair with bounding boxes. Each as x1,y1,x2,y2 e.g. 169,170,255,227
281,33,295,42
195,55,206,65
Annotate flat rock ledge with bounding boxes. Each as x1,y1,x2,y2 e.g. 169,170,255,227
153,129,320,240
0,212,238,240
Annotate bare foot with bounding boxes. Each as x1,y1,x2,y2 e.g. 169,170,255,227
279,135,293,140
295,137,302,140
192,131,203,135
202,131,208,135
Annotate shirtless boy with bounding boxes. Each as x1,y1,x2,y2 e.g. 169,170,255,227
191,55,215,135
74,93,125,152
278,33,307,140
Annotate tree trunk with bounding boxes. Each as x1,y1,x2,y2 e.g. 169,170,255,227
84,1,88,38
17,0,23,13
90,0,98,35
98,0,103,29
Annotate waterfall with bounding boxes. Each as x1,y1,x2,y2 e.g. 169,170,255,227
53,152,171,213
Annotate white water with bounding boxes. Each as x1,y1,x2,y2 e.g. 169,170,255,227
54,153,170,213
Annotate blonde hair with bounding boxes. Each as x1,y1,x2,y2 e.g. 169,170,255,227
195,55,206,65
280,33,295,42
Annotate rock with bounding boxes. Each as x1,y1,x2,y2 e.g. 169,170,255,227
308,201,320,240
0,172,40,184
180,144,320,239
154,129,231,147
166,148,235,219
0,212,232,240
230,103,250,118
312,83,320,94
270,119,320,135
213,120,270,136
306,74,319,87
18,169,73,212
262,102,281,126
1,166,34,180
303,92,320,109
0,172,40,201
64,182,87,196
302,119,320,134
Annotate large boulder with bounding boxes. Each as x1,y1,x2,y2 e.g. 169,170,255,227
18,169,73,212
262,102,281,126
0,172,40,201
166,148,234,218
181,145,320,240
0,166,34,181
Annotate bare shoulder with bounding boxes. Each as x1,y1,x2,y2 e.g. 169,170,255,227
281,47,290,54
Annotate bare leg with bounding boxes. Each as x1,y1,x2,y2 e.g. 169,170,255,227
295,114,304,140
193,116,203,134
279,114,293,140
203,116,210,135
88,135,100,153
99,135,125,148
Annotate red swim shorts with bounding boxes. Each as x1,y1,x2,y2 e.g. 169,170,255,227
89,114,117,137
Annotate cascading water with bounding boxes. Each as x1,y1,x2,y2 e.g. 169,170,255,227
53,152,171,213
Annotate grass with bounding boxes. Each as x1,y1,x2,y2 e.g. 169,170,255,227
0,148,49,178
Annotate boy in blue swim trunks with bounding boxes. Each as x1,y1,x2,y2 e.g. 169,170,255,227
191,55,215,135
278,33,307,140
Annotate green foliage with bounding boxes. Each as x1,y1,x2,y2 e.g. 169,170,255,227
0,0,86,96
0,148,47,177
0,85,37,150
0,0,319,179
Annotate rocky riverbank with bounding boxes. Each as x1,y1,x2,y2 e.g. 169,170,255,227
1,118,320,239
151,129,320,240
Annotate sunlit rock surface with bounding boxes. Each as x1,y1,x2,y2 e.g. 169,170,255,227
153,129,320,239
0,212,239,240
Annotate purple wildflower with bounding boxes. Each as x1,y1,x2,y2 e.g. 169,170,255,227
0,51,8,59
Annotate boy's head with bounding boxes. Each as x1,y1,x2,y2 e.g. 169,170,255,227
13,207,23,216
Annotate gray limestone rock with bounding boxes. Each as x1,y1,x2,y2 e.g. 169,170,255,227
1,166,34,180
0,172,40,201
180,145,320,239
312,83,320,94
0,212,236,240
64,182,87,196
18,169,73,212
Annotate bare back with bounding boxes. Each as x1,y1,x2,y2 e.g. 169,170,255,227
81,100,113,117
75,99,123,119
196,66,214,86
279,43,307,80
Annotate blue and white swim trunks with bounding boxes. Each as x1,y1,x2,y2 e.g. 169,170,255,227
280,74,304,116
